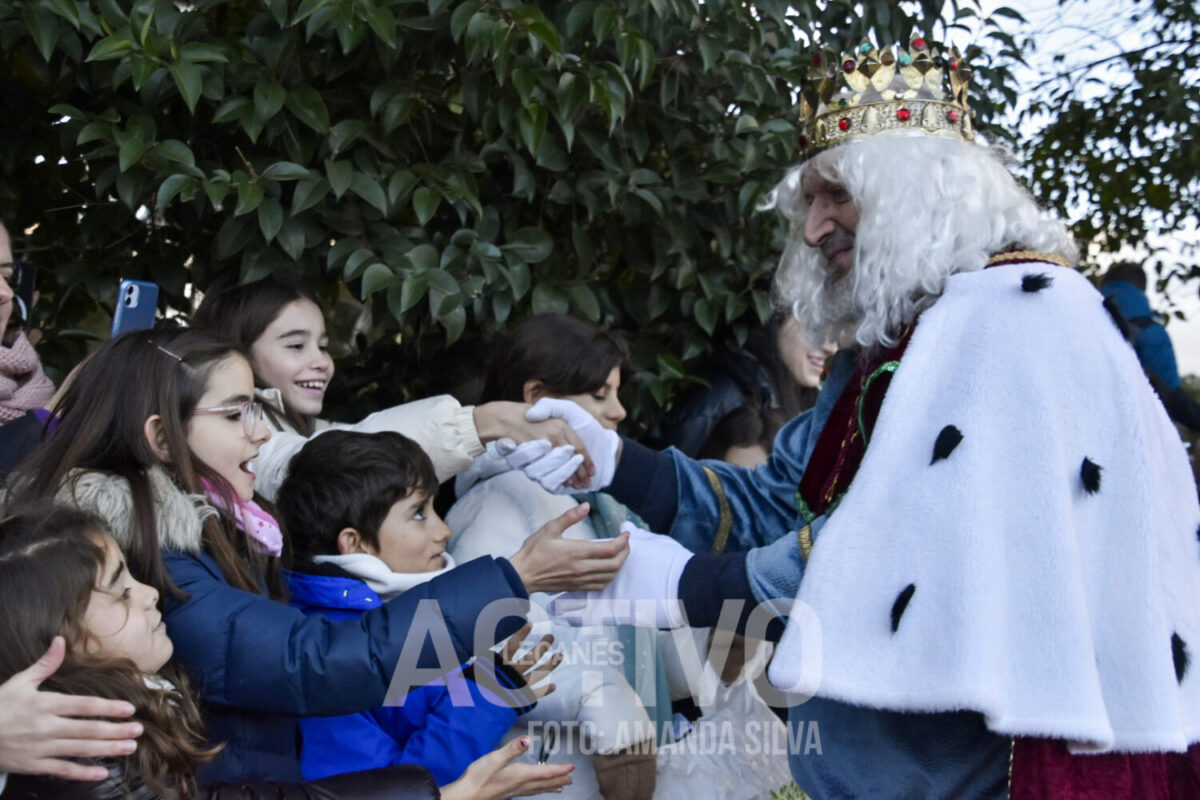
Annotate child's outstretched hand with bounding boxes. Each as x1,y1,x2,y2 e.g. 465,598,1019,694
440,736,574,800
499,623,562,702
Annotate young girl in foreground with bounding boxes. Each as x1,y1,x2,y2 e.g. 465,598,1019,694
191,279,592,499
9,328,623,783
0,505,452,799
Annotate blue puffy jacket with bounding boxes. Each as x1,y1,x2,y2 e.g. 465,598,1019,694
163,550,529,784
1100,280,1181,390
286,566,532,784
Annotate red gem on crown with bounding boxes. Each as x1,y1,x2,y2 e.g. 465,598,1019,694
842,59,856,73
949,59,960,70
896,108,912,122
812,54,822,66
838,118,851,131
948,110,961,123
912,38,927,50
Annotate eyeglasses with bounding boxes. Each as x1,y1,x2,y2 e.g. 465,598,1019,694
192,399,265,437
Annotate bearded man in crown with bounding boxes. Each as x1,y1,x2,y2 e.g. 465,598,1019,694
527,37,1200,800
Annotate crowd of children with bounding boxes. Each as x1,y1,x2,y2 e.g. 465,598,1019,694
0,270,814,799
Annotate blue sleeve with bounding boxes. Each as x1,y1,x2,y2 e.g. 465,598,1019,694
1135,324,1182,390
380,667,519,785
164,552,528,717
609,351,855,555
299,673,516,785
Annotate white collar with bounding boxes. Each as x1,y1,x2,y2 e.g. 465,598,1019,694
314,551,458,600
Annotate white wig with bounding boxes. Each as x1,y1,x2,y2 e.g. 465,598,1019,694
766,134,1079,348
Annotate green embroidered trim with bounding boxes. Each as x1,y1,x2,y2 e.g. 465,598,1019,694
857,361,899,445
794,491,816,525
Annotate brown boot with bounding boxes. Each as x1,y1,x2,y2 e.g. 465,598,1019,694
593,743,657,800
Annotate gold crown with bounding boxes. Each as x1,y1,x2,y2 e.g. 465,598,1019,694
799,38,975,156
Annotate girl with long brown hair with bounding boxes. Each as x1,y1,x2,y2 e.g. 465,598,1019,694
0,505,446,799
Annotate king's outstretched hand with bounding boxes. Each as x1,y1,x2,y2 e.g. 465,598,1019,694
525,398,620,493
550,522,693,629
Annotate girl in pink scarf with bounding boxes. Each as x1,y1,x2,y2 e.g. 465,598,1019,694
0,225,54,424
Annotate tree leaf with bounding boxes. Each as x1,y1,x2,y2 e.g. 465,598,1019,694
234,182,265,216
179,43,228,63
343,248,376,280
325,160,353,198
23,5,60,62
261,161,311,181
277,218,306,261
568,283,600,321
349,172,388,215
86,34,132,61
168,62,203,113
413,187,440,225
360,262,396,298
254,81,287,120
156,174,193,210
291,176,328,215
154,139,195,167
531,282,568,314
503,227,552,263
285,85,331,133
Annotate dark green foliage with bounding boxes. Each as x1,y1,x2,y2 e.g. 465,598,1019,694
0,0,1013,428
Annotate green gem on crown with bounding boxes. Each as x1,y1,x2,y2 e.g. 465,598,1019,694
898,52,913,66
859,42,874,55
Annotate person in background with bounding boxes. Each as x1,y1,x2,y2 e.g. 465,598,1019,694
0,220,56,483
1100,261,1200,431
695,402,784,468
645,313,834,458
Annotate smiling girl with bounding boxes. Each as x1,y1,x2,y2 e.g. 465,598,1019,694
8,328,626,783
191,280,593,500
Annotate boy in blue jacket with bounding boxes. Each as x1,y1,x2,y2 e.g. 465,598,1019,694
276,430,560,784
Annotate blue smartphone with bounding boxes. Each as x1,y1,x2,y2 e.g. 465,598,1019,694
110,279,160,337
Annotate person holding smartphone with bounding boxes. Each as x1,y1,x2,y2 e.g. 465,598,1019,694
0,219,54,427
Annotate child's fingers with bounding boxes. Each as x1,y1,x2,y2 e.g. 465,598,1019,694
508,764,575,797
523,652,563,685
501,623,533,662
512,633,555,669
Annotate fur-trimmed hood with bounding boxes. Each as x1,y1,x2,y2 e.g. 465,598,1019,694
56,466,215,554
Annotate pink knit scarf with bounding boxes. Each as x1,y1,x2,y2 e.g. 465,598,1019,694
0,332,54,424
200,479,284,557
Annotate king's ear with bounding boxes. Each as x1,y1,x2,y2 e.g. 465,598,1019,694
143,415,171,463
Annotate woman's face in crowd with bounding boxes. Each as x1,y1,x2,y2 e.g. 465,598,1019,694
82,534,174,674
554,367,626,431
0,225,14,336
249,299,334,418
778,317,837,389
186,354,271,502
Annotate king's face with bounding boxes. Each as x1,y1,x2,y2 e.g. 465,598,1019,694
801,169,859,279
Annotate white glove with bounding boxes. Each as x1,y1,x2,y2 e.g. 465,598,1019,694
549,522,693,629
525,398,619,493
496,438,585,493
